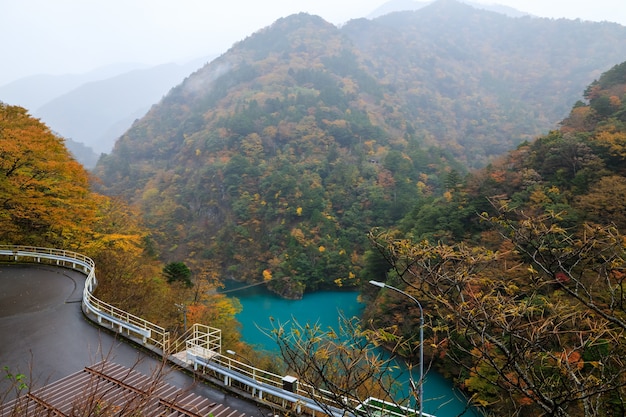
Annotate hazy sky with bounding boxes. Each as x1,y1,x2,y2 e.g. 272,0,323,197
1,0,625,86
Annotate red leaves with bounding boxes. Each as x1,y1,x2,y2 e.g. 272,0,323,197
555,271,570,283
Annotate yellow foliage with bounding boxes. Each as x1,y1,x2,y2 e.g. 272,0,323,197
291,228,306,244
547,186,560,195
594,130,626,160
142,187,160,201
529,189,548,205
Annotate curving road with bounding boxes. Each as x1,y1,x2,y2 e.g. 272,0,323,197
0,264,268,416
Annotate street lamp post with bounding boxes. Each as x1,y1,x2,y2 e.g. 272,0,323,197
226,349,252,364
175,303,187,332
226,350,257,382
369,280,424,417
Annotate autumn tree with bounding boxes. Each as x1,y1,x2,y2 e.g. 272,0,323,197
575,175,626,229
266,314,422,417
0,105,97,248
0,105,190,331
367,203,626,416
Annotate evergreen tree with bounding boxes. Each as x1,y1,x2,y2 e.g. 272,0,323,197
163,262,192,287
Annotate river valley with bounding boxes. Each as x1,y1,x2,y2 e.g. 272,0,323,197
224,280,481,417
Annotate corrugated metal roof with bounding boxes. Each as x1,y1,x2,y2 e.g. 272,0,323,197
0,361,247,417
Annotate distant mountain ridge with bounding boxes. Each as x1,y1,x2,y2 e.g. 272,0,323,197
0,62,149,110
0,58,209,163
33,61,205,155
368,0,528,19
94,1,626,297
348,0,626,164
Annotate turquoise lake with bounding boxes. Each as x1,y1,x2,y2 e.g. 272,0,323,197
224,281,481,416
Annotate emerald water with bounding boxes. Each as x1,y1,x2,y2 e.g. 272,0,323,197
224,281,480,417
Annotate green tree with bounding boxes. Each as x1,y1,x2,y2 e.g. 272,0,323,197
163,262,192,287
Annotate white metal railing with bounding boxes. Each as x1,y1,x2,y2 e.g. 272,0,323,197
0,245,421,417
186,323,221,357
0,245,169,350
0,246,93,272
191,352,349,417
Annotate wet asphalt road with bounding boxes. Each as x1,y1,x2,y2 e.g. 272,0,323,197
0,264,270,416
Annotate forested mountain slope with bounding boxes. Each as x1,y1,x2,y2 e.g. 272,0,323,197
364,61,626,415
344,0,626,165
95,1,626,297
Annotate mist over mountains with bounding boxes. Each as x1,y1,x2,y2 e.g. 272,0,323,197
0,58,207,164
92,1,626,297
2,0,622,170
367,0,529,19
34,61,206,155
0,63,151,110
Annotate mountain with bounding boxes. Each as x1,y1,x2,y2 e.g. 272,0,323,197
0,63,149,111
368,0,430,18
363,60,626,416
368,0,528,19
33,60,206,155
64,138,100,169
345,0,626,165
94,1,626,298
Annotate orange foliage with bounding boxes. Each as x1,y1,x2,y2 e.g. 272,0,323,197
185,303,208,324
263,269,273,281
560,106,593,133
559,350,584,370
518,396,534,406
0,104,98,248
377,169,395,191
609,95,622,108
